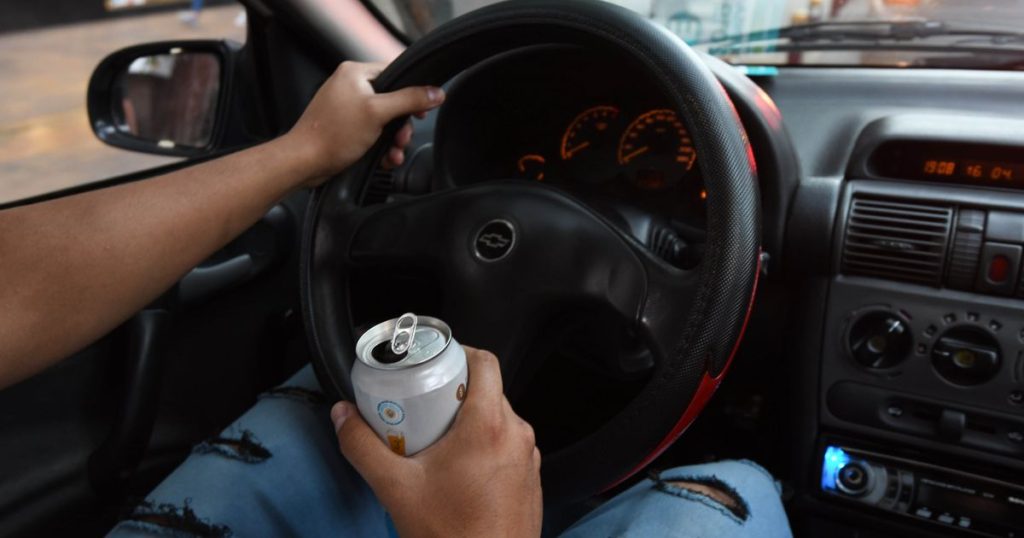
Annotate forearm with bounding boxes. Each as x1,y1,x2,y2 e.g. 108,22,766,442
0,135,313,389
0,60,443,390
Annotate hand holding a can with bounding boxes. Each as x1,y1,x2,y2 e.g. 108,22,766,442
331,347,543,538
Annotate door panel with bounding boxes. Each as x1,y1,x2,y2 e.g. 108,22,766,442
0,192,310,537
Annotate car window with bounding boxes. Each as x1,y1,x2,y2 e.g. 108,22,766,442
0,1,246,204
367,0,1024,71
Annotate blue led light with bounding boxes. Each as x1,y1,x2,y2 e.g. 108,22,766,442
821,445,851,491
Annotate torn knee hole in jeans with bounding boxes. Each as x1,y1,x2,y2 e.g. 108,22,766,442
193,429,272,463
649,470,750,521
125,499,232,538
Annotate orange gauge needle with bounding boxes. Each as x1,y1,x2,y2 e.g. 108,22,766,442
622,145,650,163
565,141,591,159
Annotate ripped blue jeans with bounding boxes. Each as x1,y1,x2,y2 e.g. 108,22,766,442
108,365,792,537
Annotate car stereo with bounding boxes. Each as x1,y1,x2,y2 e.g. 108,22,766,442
819,445,1024,536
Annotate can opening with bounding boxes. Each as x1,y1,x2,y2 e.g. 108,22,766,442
371,340,408,364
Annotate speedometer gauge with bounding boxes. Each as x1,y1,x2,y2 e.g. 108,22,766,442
618,109,697,190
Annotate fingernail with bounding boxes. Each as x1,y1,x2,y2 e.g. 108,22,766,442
427,86,444,103
331,402,351,430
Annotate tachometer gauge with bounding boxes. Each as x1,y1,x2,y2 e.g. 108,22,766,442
561,105,620,161
559,105,622,184
516,154,546,181
618,109,697,190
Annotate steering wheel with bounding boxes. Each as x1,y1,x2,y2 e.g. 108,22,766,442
301,0,761,503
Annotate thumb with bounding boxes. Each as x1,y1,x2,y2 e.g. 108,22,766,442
331,401,410,488
372,86,445,121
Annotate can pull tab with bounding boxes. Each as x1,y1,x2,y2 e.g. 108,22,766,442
391,313,418,355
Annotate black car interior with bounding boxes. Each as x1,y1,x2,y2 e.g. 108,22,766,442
1,0,1023,536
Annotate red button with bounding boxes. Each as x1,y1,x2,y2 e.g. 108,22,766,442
988,255,1011,283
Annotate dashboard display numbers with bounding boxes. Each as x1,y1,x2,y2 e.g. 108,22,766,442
871,141,1024,190
618,109,697,190
923,160,956,176
561,105,620,161
921,158,1021,183
516,154,546,181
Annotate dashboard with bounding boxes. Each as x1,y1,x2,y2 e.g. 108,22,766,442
398,42,1024,538
371,35,1024,538
436,48,708,229
772,67,1024,538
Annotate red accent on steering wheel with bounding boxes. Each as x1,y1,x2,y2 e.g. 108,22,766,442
602,248,763,491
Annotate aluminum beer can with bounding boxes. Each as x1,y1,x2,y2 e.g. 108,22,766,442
352,313,468,456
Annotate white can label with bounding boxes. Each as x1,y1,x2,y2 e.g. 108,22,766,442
353,360,468,456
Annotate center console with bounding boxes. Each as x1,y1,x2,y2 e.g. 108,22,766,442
813,116,1024,537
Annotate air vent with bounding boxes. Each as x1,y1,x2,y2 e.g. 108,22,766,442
362,171,395,205
841,196,953,285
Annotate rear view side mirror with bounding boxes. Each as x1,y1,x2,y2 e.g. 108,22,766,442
88,41,238,157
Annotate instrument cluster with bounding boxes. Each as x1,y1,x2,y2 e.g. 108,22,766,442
436,48,709,223
517,105,700,195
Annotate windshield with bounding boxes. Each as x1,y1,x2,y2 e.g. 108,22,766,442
366,0,1024,69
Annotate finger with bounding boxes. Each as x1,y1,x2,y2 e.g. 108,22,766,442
520,419,536,450
463,348,503,410
501,395,515,417
393,121,414,148
503,398,536,449
532,446,542,472
379,151,397,170
414,111,428,120
386,146,405,168
372,86,445,122
331,401,410,489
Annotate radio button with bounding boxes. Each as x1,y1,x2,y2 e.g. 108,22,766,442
915,506,933,519
985,211,1024,244
937,513,955,525
938,409,967,441
988,255,1011,283
957,516,972,528
976,242,1022,295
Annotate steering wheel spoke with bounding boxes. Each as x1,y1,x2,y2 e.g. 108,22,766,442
631,250,703,366
336,196,450,270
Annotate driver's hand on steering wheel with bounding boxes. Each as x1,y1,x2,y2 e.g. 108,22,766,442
283,61,445,188
331,347,543,538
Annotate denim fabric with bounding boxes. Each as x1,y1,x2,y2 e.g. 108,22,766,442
562,460,792,538
108,366,387,537
108,365,791,537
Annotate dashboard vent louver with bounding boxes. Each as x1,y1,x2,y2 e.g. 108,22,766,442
841,196,953,286
362,171,395,206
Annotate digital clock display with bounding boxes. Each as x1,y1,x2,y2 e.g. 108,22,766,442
921,159,1022,182
871,141,1024,189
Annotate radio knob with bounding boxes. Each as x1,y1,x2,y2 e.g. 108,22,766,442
931,327,1001,386
837,462,872,497
848,311,913,369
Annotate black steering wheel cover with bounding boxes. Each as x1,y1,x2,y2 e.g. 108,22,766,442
300,0,760,501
